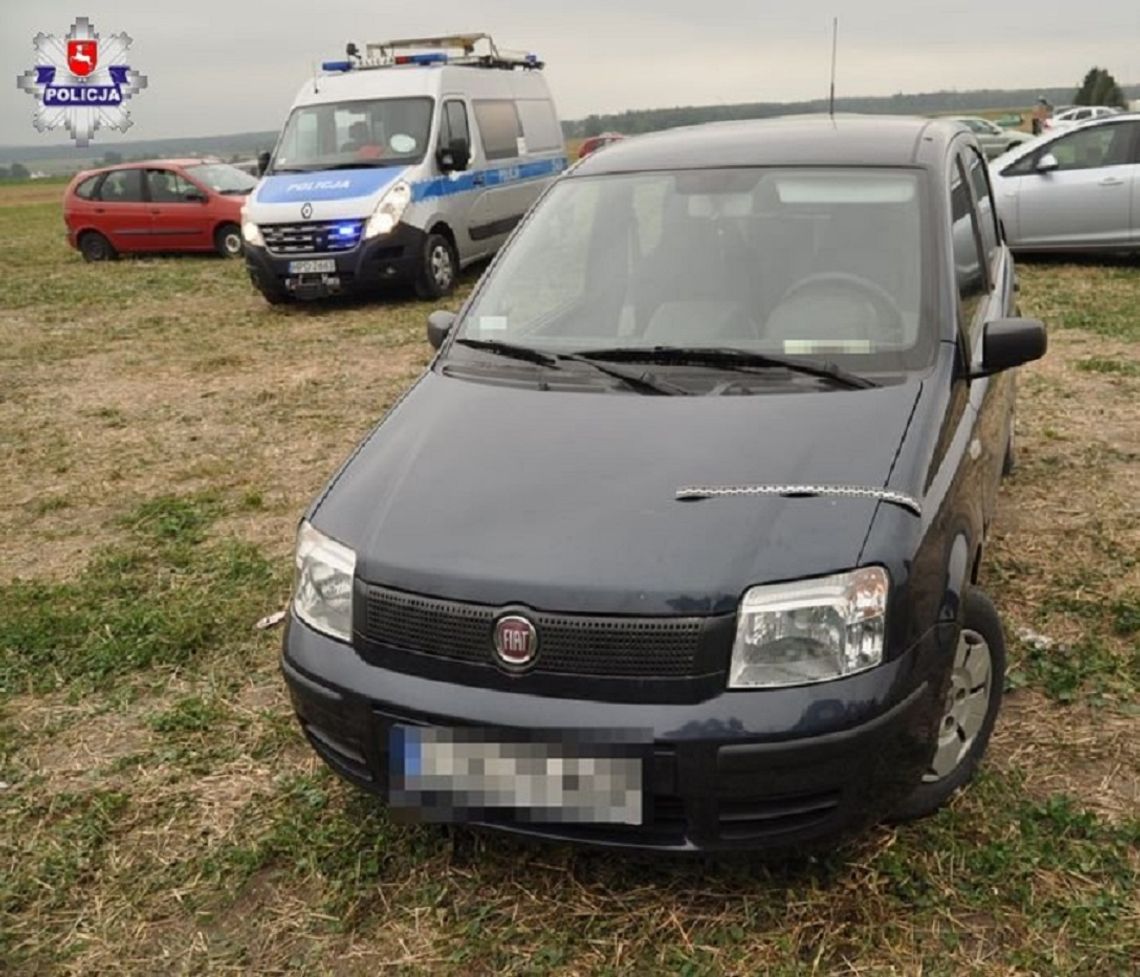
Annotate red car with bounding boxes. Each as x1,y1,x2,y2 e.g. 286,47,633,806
577,132,625,160
63,158,257,261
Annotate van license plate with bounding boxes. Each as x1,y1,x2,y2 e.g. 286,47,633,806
388,726,645,824
289,259,336,274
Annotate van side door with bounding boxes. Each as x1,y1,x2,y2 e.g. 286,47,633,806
467,99,535,251
436,96,477,262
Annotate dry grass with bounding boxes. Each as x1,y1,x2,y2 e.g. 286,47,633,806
1,184,1137,976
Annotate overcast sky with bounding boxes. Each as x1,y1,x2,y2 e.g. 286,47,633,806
4,0,1139,147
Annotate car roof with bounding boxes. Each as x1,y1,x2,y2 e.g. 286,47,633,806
572,114,963,175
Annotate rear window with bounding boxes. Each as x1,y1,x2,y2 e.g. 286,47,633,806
516,99,562,152
74,175,100,199
474,100,523,160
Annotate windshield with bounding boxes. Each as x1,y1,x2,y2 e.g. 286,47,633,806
272,97,433,172
456,167,934,374
184,163,257,194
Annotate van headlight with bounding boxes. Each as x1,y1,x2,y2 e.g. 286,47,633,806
242,221,264,247
728,567,889,688
293,521,356,643
364,180,412,239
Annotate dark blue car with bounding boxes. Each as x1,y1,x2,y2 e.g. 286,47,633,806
282,115,1046,851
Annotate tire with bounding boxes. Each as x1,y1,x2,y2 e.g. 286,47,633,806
79,231,115,262
214,223,243,258
892,588,1007,822
1002,425,1016,477
414,232,458,300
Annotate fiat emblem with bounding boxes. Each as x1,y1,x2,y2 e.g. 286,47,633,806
494,615,538,670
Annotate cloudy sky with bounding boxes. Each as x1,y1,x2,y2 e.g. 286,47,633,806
3,0,1138,146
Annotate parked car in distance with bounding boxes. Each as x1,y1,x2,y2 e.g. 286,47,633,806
990,112,1140,252
949,116,1033,158
64,158,256,261
578,131,625,159
1043,105,1120,132
282,114,1047,852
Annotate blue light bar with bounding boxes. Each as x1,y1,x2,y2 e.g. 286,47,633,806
321,60,352,72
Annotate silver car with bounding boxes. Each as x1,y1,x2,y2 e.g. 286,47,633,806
989,113,1140,251
950,116,1033,159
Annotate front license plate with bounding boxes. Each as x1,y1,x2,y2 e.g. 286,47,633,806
389,726,647,825
288,258,336,274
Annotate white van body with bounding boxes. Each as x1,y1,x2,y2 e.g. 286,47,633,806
242,38,566,303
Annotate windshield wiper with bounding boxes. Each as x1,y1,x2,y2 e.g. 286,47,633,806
574,346,878,390
452,338,688,395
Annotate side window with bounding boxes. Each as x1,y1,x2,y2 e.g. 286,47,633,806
439,99,470,150
950,155,987,334
96,168,144,202
515,99,562,152
965,149,999,262
74,175,100,199
1047,124,1134,171
473,100,523,160
146,169,198,202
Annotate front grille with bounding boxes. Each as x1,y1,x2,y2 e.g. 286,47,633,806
360,584,705,678
261,220,363,255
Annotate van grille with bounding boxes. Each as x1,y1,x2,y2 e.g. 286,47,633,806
261,220,363,255
360,584,705,678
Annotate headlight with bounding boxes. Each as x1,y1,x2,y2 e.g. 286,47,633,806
242,221,264,247
364,180,411,239
728,567,889,688
293,521,356,643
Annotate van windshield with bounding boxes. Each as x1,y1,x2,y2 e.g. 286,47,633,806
456,167,936,374
271,97,433,173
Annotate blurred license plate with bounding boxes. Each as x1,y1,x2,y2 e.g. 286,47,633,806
389,726,646,824
289,259,336,274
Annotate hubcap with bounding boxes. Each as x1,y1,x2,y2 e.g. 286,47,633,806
224,232,241,255
923,628,993,782
430,245,453,288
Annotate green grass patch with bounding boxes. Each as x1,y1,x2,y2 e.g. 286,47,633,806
0,492,283,696
1075,356,1140,376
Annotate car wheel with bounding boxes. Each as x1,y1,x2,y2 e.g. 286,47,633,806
214,223,243,258
1002,425,1016,477
79,231,116,262
414,233,457,300
892,588,1006,822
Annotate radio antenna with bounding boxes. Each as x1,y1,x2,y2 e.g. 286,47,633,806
828,17,838,118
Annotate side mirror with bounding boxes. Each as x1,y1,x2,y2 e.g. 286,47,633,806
257,151,271,176
427,309,457,350
436,137,471,173
1035,153,1059,173
972,318,1047,378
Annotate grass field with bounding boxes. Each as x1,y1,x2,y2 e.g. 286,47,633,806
0,181,1137,977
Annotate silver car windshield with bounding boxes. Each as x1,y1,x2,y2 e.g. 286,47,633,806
272,97,433,172
458,167,935,372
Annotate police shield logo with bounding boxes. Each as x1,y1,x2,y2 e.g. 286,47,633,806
67,39,98,77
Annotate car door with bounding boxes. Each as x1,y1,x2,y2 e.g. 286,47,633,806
950,145,1012,533
91,168,151,251
468,98,534,251
436,96,480,261
1004,121,1139,247
145,168,212,250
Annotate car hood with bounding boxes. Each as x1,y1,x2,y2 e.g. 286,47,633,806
313,372,923,615
250,165,408,222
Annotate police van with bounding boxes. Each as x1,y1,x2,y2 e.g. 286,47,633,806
241,34,566,303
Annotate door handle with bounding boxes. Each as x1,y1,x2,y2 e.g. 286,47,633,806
1099,177,1124,187
95,207,105,213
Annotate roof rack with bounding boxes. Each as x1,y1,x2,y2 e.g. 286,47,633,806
322,33,543,73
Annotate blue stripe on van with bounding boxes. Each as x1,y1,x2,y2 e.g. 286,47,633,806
411,156,567,203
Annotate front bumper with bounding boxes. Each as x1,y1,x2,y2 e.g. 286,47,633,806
282,616,956,852
243,222,426,299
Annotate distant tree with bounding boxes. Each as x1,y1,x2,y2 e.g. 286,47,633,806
0,166,9,180
100,150,123,166
1073,67,1127,108
9,162,29,180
